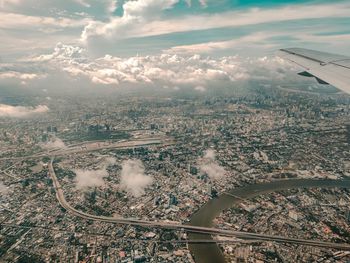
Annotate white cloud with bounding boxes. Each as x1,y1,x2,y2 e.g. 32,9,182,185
0,10,89,56
247,55,298,81
120,159,153,197
75,169,108,190
198,149,226,180
0,0,349,63
164,32,277,55
144,3,350,37
30,42,85,62
41,137,67,150
82,2,350,42
0,60,48,85
200,163,226,180
81,0,179,42
296,33,350,47
194,85,206,92
15,41,306,92
0,0,20,8
0,72,38,80
28,43,252,87
75,157,116,190
106,0,117,13
0,104,49,118
0,71,44,83
0,12,89,30
0,0,116,18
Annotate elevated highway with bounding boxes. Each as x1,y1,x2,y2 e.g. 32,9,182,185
48,159,350,251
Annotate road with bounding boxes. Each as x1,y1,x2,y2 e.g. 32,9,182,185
46,138,173,157
0,137,174,161
48,159,350,251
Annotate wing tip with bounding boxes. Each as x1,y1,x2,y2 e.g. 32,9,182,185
279,48,302,54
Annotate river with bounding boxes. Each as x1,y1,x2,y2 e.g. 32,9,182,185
188,179,350,263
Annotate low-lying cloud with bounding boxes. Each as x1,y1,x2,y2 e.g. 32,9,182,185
27,43,250,87
41,137,67,150
120,159,153,197
15,42,300,92
75,157,116,191
0,104,49,118
0,42,304,94
0,182,9,195
198,149,226,180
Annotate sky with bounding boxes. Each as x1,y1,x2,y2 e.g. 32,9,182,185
0,0,349,95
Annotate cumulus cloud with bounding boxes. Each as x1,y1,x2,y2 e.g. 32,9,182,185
0,70,45,85
120,159,153,197
3,37,318,100
13,40,306,93
200,162,226,180
0,71,40,80
30,42,85,62
75,157,116,190
75,169,108,190
0,104,49,118
28,43,253,88
0,60,48,85
81,0,179,42
198,149,226,180
1,0,349,66
11,33,309,93
248,55,299,81
41,137,67,150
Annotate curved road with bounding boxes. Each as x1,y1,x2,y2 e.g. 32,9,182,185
48,159,350,257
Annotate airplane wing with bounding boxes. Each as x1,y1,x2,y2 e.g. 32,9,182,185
277,48,350,94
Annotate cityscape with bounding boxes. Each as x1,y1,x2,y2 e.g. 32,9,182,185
1,0,350,262
0,85,349,262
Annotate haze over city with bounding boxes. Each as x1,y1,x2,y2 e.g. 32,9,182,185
0,1,349,263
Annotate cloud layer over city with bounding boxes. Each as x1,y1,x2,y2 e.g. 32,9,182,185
0,0,349,93
2,42,300,92
0,104,49,118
